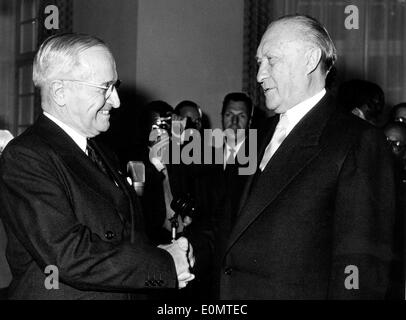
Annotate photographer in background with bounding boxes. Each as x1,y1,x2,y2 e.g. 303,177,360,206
174,100,203,133
140,100,215,299
140,101,193,245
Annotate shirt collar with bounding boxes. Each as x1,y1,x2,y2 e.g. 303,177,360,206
224,137,246,169
43,112,87,153
225,137,245,153
282,89,326,135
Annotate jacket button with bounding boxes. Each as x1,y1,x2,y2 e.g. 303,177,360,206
104,231,116,240
224,267,233,276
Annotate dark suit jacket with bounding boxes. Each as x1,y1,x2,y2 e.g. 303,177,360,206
222,138,254,224
219,92,401,299
0,115,177,300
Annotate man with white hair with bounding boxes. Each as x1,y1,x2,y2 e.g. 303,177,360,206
0,33,194,299
218,15,399,299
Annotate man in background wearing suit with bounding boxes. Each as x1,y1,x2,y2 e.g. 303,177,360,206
0,33,194,299
219,15,400,299
221,92,253,223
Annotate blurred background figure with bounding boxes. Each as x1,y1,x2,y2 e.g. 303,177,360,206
0,130,13,299
338,79,385,127
383,121,406,296
384,121,406,176
222,92,252,148
221,92,253,220
390,103,406,124
174,100,203,133
138,101,182,243
139,100,214,300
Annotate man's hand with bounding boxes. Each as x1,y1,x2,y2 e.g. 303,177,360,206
158,237,195,289
163,214,193,234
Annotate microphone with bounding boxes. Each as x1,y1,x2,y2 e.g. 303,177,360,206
0,130,14,155
127,161,145,196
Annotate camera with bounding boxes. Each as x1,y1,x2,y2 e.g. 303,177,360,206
170,194,197,219
151,111,173,133
151,112,200,136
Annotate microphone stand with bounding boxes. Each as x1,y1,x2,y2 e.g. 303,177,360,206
169,214,179,242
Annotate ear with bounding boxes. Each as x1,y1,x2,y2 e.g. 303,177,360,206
305,47,322,75
49,80,66,107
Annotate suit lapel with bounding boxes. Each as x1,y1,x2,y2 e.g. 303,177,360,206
34,115,132,223
226,93,336,252
233,115,280,219
90,138,145,242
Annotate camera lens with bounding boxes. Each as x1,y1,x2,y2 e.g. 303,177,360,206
170,194,196,218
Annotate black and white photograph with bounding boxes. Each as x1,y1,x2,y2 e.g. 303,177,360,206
0,0,405,311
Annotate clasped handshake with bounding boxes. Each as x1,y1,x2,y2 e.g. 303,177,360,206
158,237,195,289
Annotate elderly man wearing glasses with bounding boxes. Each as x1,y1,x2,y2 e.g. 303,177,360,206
0,33,194,300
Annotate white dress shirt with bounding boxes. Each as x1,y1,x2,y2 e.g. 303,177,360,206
259,89,326,171
43,112,87,154
281,89,326,137
224,137,245,169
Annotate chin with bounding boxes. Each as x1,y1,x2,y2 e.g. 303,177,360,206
95,125,110,134
265,98,279,111
266,102,285,114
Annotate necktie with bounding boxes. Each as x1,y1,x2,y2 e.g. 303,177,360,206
86,139,116,183
259,114,289,171
224,146,236,169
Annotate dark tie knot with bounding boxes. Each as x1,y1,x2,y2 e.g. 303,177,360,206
86,139,111,179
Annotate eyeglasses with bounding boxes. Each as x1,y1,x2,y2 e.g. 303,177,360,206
61,79,121,100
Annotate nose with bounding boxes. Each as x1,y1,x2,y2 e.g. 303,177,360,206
107,87,120,108
231,115,238,125
257,60,269,84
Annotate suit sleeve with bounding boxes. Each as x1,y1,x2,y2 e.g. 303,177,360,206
328,127,402,299
0,144,177,292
